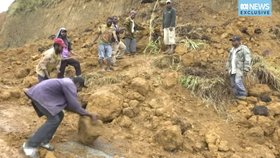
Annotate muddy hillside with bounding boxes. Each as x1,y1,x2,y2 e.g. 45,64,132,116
1,0,280,158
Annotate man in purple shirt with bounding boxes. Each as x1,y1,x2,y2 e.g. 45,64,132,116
22,76,96,158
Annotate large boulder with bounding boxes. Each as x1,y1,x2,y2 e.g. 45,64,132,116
87,89,124,122
78,117,105,145
154,125,183,152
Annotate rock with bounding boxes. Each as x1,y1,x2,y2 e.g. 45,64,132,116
15,68,30,79
128,100,139,107
259,95,272,103
23,76,37,87
268,102,280,116
246,126,264,137
252,106,269,116
182,53,194,66
175,44,187,55
218,140,230,152
78,117,104,145
162,72,178,89
131,77,150,96
126,91,145,101
155,125,183,152
119,116,132,128
44,151,56,158
221,33,229,39
246,97,258,104
0,91,11,101
205,131,220,152
248,84,272,97
122,107,135,118
87,89,123,122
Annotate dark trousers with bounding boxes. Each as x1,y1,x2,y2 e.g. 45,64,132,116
27,101,64,147
57,58,81,78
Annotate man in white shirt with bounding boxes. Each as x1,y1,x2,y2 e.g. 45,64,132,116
226,35,252,100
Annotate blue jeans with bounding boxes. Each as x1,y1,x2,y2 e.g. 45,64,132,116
98,43,112,60
125,38,136,54
230,74,247,97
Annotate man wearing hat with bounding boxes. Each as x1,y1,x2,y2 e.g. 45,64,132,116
55,28,82,78
22,76,97,158
163,0,176,54
36,38,65,82
226,35,252,100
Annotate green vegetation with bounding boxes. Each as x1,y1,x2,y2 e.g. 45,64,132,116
180,38,205,50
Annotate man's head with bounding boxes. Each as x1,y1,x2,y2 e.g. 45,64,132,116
230,35,241,48
53,38,65,54
107,17,113,27
72,76,87,92
112,16,118,24
166,0,172,9
60,28,67,38
130,10,137,19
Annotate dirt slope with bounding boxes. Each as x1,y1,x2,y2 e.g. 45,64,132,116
1,0,280,158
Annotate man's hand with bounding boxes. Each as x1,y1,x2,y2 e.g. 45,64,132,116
169,27,174,31
87,113,98,122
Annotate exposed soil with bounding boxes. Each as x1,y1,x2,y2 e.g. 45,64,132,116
1,0,280,158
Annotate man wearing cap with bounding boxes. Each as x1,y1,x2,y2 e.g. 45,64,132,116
124,10,144,56
22,76,97,158
226,35,252,100
56,28,82,78
163,0,176,54
36,38,64,82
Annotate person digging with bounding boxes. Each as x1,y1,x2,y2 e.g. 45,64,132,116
22,77,98,158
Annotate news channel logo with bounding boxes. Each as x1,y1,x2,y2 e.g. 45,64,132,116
238,0,272,16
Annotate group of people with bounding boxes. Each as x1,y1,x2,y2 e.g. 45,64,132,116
21,0,252,157
22,1,177,157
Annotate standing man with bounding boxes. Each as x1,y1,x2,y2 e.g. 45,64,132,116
163,0,176,54
56,28,82,78
22,77,97,158
226,35,252,100
93,18,115,71
112,16,126,65
36,38,64,82
124,10,144,56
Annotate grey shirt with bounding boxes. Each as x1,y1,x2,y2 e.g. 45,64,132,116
163,7,176,28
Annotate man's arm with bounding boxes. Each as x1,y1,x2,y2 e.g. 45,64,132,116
243,46,252,72
62,82,90,116
113,30,119,43
170,9,176,28
39,56,51,78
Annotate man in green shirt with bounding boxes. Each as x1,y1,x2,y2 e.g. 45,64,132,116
163,0,176,54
